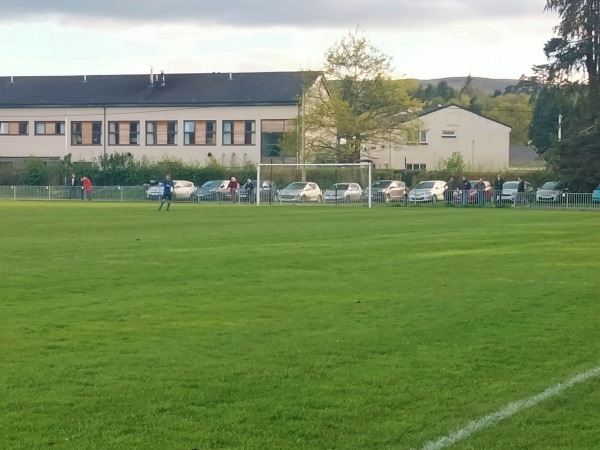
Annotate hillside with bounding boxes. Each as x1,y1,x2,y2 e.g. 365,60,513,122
415,77,519,94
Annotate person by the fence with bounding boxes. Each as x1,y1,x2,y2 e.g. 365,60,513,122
68,173,79,199
459,177,471,206
81,176,93,201
228,177,239,203
158,174,174,211
444,177,455,205
243,179,254,203
475,178,486,206
494,174,504,206
516,176,527,206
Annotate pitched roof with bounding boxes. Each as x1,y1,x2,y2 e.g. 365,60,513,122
0,71,321,108
509,146,546,168
419,104,511,129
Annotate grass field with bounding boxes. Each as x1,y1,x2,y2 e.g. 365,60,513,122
1,201,599,450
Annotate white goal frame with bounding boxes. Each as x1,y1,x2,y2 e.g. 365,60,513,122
256,162,373,208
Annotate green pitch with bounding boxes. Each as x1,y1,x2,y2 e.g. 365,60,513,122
1,201,599,450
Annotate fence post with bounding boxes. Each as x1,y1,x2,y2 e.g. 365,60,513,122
119,186,123,202
12,186,15,200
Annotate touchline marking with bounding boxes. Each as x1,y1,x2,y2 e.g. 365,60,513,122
419,364,600,450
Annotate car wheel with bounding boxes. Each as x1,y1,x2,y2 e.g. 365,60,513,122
385,193,391,203
317,195,323,203
301,195,307,203
432,194,438,203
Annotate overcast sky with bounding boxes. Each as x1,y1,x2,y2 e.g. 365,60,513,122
0,0,558,80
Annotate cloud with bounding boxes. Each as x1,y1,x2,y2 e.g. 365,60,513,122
1,0,550,30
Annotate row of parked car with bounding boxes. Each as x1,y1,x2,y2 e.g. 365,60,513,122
146,179,600,204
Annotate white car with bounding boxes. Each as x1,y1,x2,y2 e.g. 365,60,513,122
146,180,196,201
279,182,323,203
408,180,446,202
323,183,363,203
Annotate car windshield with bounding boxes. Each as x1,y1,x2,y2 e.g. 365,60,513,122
286,182,307,189
470,180,485,186
371,181,391,188
414,181,434,189
201,180,222,188
328,183,350,190
503,182,519,189
541,182,558,189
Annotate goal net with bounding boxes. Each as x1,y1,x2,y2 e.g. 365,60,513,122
256,162,373,207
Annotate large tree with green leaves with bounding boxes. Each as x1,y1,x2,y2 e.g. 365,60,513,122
544,0,600,104
289,30,422,163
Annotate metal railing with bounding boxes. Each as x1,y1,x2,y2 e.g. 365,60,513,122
1,186,599,210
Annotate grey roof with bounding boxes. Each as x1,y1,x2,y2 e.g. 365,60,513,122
509,146,546,168
0,71,321,108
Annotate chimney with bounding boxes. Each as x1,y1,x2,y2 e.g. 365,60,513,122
149,67,154,87
160,70,166,87
229,72,233,81
83,75,87,83
10,76,14,84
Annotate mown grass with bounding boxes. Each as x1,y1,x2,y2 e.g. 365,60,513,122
1,201,599,450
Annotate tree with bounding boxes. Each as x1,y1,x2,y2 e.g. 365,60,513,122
544,0,600,106
289,30,422,163
479,93,535,146
438,152,466,173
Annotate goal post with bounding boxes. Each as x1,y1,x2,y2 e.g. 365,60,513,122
256,162,373,207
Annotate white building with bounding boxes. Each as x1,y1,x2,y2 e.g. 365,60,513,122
368,105,511,171
0,71,324,167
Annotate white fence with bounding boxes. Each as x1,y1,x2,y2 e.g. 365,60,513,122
1,186,599,210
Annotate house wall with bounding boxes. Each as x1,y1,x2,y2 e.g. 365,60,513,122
367,106,510,171
0,105,297,165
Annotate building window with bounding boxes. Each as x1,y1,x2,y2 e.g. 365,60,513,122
146,121,177,145
0,121,29,135
108,121,140,145
261,119,293,157
223,120,256,145
71,121,101,145
406,163,427,171
419,130,428,144
442,130,456,138
184,120,217,145
34,121,65,135
244,121,255,145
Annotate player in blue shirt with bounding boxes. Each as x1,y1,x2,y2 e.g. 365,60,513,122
158,174,174,211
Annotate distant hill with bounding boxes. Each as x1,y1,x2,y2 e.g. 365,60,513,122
415,77,519,95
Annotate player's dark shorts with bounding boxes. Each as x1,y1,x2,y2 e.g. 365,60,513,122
162,193,173,201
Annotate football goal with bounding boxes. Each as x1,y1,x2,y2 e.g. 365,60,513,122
256,162,373,207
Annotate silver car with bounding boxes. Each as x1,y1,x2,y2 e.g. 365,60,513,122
536,181,567,203
323,183,362,203
279,182,323,203
408,180,446,202
501,181,535,204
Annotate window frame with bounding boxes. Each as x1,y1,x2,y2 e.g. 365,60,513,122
70,121,102,145
0,121,29,136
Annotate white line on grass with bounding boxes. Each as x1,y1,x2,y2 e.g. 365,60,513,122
419,364,600,450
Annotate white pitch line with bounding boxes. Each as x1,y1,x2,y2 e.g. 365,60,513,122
419,364,600,450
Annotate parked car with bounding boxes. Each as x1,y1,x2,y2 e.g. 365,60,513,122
191,180,229,201
279,182,322,203
323,183,363,203
146,180,195,201
408,180,446,202
536,181,568,203
593,183,600,203
452,180,493,203
238,180,278,202
500,181,535,204
361,180,408,203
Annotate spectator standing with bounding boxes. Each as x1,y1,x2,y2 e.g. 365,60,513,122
68,173,79,199
243,179,255,203
228,177,239,203
459,177,471,206
81,176,93,201
444,177,455,205
475,178,486,206
158,174,174,211
516,176,526,206
493,174,505,206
